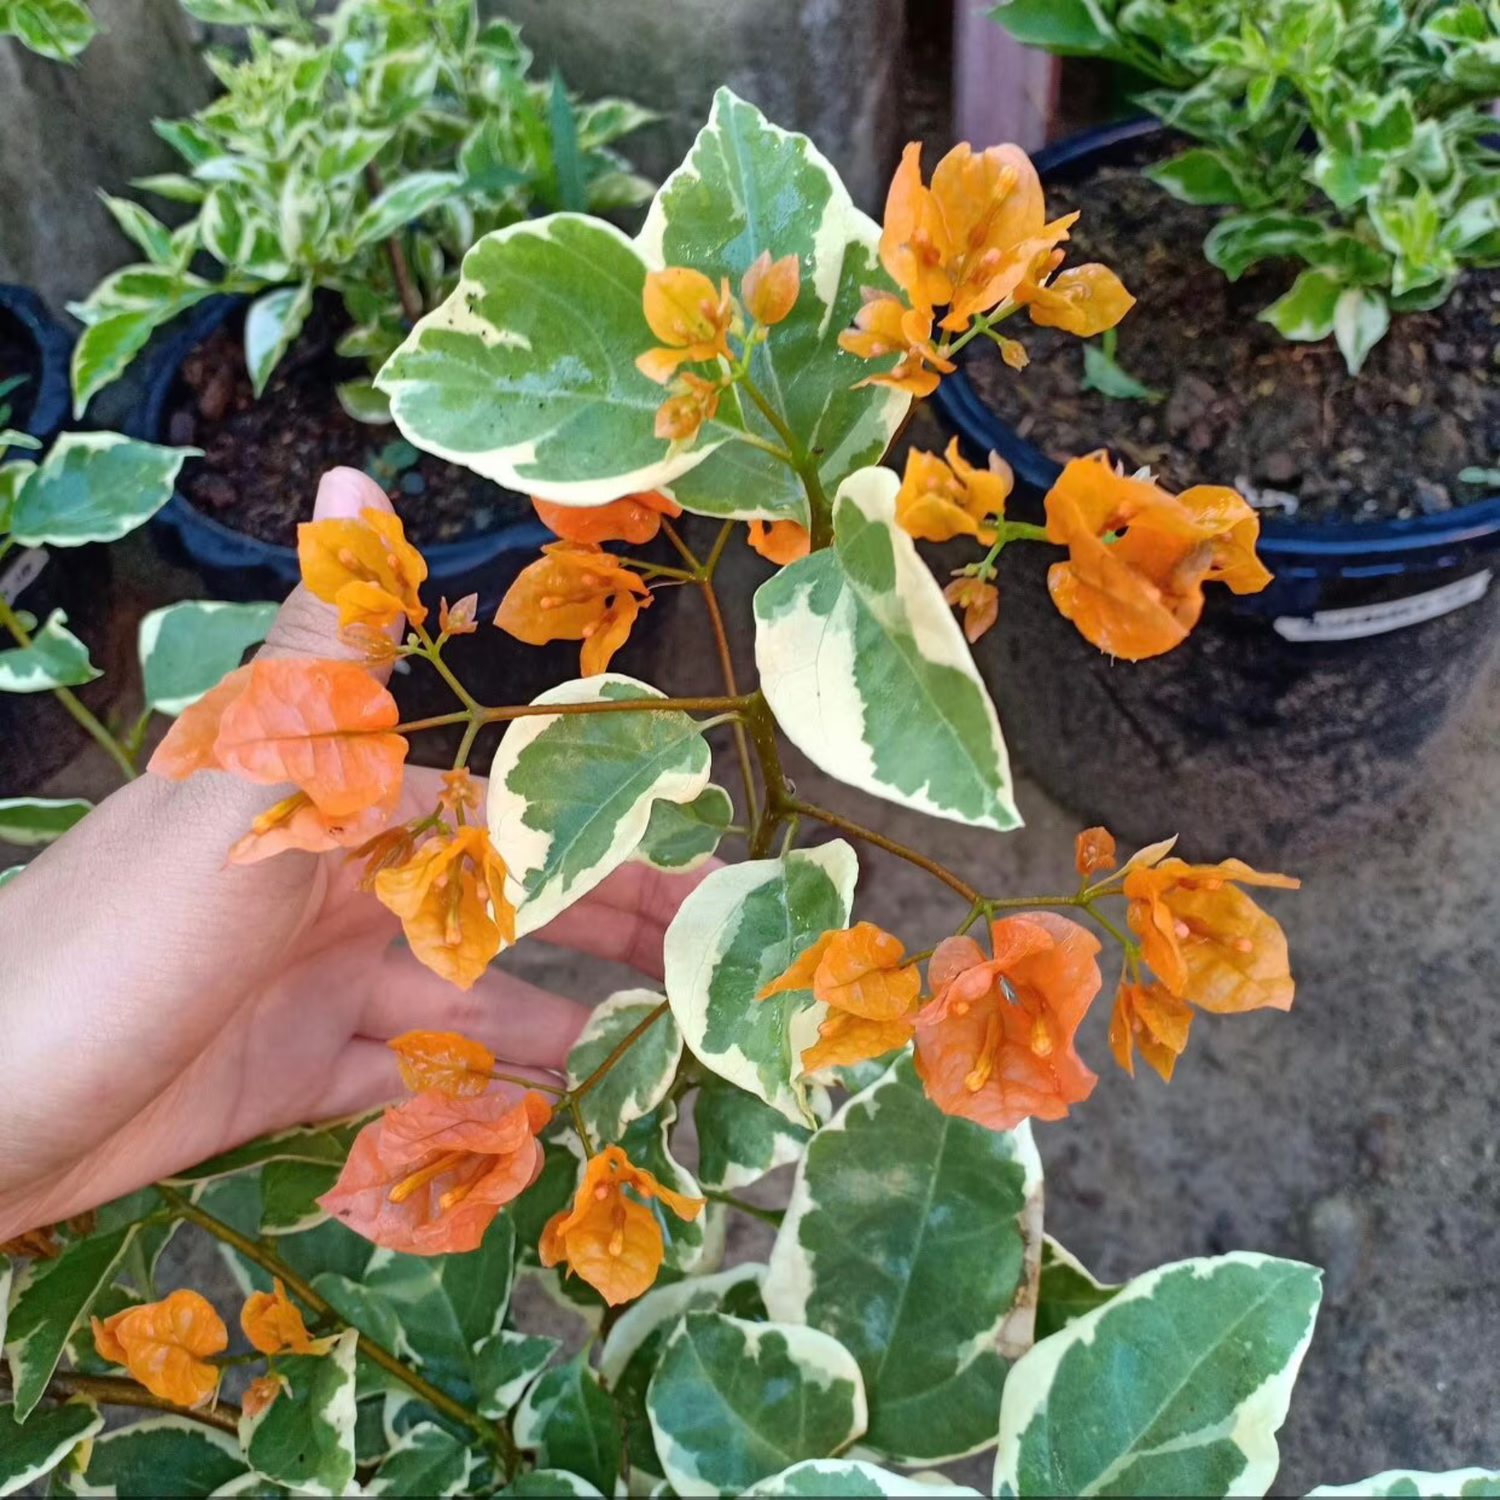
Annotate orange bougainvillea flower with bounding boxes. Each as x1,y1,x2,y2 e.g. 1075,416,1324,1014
944,574,1000,643
539,1144,705,1306
655,371,722,444
298,506,428,630
914,912,1102,1132
1016,262,1135,338
1109,978,1194,1082
636,267,735,384
241,1279,334,1357
242,1373,289,1419
388,1029,496,1097
226,786,400,866
1075,826,1117,879
1044,452,1274,661
439,593,479,636
1123,854,1300,1013
839,294,955,397
746,519,810,566
741,250,801,326
533,491,682,547
320,1086,552,1254
494,541,652,677
896,439,1012,544
878,142,955,315
374,826,516,990
92,1291,227,1409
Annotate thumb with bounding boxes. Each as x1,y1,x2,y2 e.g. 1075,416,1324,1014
258,467,402,672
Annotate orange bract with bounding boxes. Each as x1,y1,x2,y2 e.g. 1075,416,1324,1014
1044,452,1273,661
1075,826,1117,878
297,507,427,630
243,1374,289,1419
741,250,801,326
944,574,1000,643
896,439,1012,544
1017,262,1136,337
227,786,400,865
539,1144,705,1306
533,491,682,546
637,267,734,383
241,1278,332,1356
148,665,254,781
494,541,652,677
388,1029,497,1097
655,371,722,444
92,1290,227,1409
839,294,954,397
1124,854,1299,1013
439,593,479,636
1109,978,1194,1081
914,912,1101,1132
374,826,516,990
319,1086,552,1254
746,519,810,566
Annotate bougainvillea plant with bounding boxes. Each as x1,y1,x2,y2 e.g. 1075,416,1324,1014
3,93,1494,1498
991,0,1500,372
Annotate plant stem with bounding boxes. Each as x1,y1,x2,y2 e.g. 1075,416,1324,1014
657,519,700,572
789,798,981,904
702,1189,783,1228
155,1185,519,1477
413,623,480,712
570,1002,669,1102
0,592,138,782
744,692,793,857
395,695,749,737
366,164,424,326
490,1069,566,1096
697,564,760,828
0,1368,241,1436
738,375,834,549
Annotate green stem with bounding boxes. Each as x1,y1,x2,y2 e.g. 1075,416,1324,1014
413,623,479,713
703,1189,783,1228
0,591,138,782
942,299,1021,359
395,695,749,737
155,1185,520,1477
738,375,833,549
788,797,980,904
571,1002,669,1103
745,692,793,857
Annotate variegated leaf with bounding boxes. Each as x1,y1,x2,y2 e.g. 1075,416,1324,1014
662,842,857,1125
647,1312,868,1497
499,1471,605,1497
693,1076,813,1193
746,1461,982,1497
765,1053,1043,1464
565,990,681,1144
1307,1471,1500,1497
636,86,908,521
633,784,734,872
0,1399,102,1496
1035,1235,1118,1340
754,467,1019,832
489,676,711,936
995,1253,1323,1498
139,600,278,716
240,1328,358,1496
365,1422,474,1497
514,1355,623,1497
473,1330,560,1418
55,1416,248,1496
0,797,91,847
0,611,98,693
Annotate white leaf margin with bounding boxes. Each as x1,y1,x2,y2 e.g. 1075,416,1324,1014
1306,1470,1500,1498
746,1459,982,1497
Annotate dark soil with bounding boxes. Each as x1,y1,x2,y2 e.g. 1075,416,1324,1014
169,298,531,549
969,140,1500,522
0,307,40,432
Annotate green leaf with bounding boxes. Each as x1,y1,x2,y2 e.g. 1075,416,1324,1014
764,1053,1042,1464
662,841,857,1124
1,0,96,60
755,466,1018,832
353,172,464,248
747,1460,982,1496
646,1311,867,1496
1204,213,1331,281
0,1399,102,1496
694,1075,812,1192
1332,286,1390,375
1307,1471,1500,1498
1080,330,1165,403
0,867,22,888
548,70,587,213
336,379,392,424
260,1158,340,1235
131,172,208,205
474,1330,560,1418
1261,266,1345,343
985,0,1119,56
514,1354,623,1497
0,610,99,693
245,284,313,398
566,990,681,1144
488,675,711,937
138,600,278,717
166,1120,365,1184
99,194,175,265
598,1264,768,1481
58,1417,248,1497
241,1328,359,1496
500,1474,605,1497
0,797,91,847
10,432,195,547
378,214,698,503
1035,1236,1118,1340
315,126,394,184
0,459,34,529
366,1422,475,1497
1144,149,1249,206
70,283,213,414
639,87,908,523
4,1226,136,1418
994,1253,1323,1498
633,783,733,872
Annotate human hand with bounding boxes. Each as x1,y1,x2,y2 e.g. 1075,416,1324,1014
0,468,710,1240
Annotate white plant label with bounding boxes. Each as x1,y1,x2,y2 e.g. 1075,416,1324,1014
1274,568,1492,643
0,547,48,606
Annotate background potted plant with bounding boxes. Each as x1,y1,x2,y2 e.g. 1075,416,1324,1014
933,0,1500,862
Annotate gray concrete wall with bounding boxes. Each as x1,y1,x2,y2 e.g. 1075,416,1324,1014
493,0,908,213
0,0,213,313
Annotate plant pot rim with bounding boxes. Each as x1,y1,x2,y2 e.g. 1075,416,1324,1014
931,116,1500,571
132,293,549,573
0,282,75,446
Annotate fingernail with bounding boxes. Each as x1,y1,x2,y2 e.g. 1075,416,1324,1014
313,466,396,521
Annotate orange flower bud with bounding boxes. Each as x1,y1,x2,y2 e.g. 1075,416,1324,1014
1018,263,1135,337
745,518,811,566
1074,826,1117,878
944,574,999,643
654,373,721,444
241,1279,333,1356
242,1374,289,1419
439,593,479,636
839,294,954,398
741,250,801,326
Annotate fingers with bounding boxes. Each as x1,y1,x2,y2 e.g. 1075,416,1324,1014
360,943,589,1071
528,859,719,978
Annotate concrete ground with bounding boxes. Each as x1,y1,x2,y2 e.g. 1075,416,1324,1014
6,525,1497,1495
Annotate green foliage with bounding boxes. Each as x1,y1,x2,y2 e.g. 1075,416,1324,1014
67,0,652,411
0,0,96,61
990,0,1500,370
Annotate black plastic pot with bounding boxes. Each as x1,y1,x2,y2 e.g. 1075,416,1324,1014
0,284,73,442
932,119,1500,864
